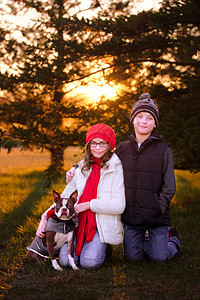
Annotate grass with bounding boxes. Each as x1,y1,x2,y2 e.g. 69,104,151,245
0,147,82,174
0,150,200,299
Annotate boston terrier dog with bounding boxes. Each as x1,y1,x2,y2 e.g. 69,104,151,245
27,190,78,271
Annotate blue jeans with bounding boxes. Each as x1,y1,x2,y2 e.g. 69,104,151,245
124,224,180,262
59,230,107,268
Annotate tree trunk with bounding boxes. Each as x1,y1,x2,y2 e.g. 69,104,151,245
45,146,65,185
51,146,64,171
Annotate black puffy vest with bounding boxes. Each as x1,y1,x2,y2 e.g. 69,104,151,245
115,132,171,226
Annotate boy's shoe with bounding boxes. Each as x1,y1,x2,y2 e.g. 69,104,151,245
168,228,180,240
168,228,181,257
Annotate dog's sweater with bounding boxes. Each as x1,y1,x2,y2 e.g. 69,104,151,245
27,214,78,258
46,214,78,234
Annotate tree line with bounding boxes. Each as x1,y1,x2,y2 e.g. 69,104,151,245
0,0,199,181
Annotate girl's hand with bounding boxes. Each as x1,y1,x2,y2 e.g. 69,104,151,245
66,167,76,183
75,202,90,214
36,217,47,238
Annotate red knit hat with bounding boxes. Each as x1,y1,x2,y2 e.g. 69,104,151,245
86,123,116,150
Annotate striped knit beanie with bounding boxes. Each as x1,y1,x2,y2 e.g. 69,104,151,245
130,93,159,128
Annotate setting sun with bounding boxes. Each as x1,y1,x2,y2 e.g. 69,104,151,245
63,61,120,104
72,80,118,103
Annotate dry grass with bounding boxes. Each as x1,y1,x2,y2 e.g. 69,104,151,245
0,147,83,174
0,151,200,299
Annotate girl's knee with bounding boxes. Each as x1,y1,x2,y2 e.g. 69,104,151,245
59,243,69,266
80,258,104,269
80,250,105,269
59,254,69,266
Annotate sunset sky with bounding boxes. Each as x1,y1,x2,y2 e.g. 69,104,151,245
1,0,161,103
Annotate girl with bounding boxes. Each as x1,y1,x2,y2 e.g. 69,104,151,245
35,123,126,268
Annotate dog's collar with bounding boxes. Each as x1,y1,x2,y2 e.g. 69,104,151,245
49,208,77,223
68,212,78,219
52,212,78,223
46,214,78,234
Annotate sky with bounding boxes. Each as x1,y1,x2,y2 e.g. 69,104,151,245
0,0,161,103
135,0,161,11
67,0,162,102
1,0,161,27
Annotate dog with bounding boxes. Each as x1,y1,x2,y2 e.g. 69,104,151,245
27,190,78,271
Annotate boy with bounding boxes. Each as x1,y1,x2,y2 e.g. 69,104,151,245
115,93,180,261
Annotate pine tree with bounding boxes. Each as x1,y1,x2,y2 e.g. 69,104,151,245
1,0,199,174
88,0,200,172
0,0,101,180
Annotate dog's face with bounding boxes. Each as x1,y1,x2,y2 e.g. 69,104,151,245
53,190,77,221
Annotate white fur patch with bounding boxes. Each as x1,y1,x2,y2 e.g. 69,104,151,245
52,259,63,271
68,254,78,270
53,232,72,250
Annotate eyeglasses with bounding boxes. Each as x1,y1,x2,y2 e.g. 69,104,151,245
90,141,108,148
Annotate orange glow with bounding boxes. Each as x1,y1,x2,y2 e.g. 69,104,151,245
63,61,120,104
71,79,118,103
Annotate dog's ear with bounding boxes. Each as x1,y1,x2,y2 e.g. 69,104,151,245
70,190,78,203
53,190,60,202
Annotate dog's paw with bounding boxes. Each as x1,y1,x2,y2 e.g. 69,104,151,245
68,255,78,270
52,259,63,271
71,262,78,270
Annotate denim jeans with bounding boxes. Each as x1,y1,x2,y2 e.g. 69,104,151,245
59,230,107,268
123,224,180,262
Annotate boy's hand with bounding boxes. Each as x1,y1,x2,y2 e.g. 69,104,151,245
66,167,76,183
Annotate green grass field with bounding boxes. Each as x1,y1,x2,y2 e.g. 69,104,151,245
0,149,200,299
